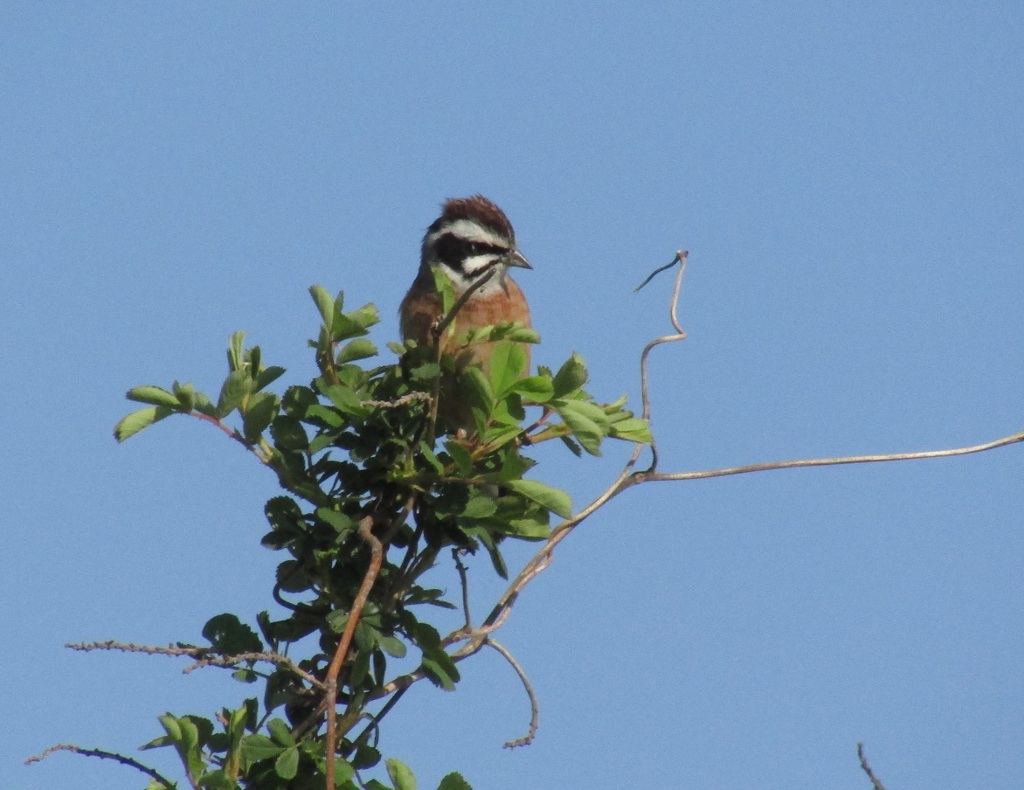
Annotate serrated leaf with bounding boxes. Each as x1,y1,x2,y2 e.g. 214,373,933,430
126,385,181,408
421,651,460,691
337,338,378,364
438,773,473,790
241,734,284,763
316,507,356,536
113,405,175,442
511,375,554,403
274,746,299,780
266,718,295,747
551,353,588,398
379,634,408,658
242,392,278,442
202,613,263,653
558,434,583,457
609,417,653,444
255,365,286,391
217,370,253,416
410,362,441,381
387,758,417,790
324,383,371,417
462,493,498,519
348,303,380,330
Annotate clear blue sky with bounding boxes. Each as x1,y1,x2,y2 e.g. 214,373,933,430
4,3,1023,788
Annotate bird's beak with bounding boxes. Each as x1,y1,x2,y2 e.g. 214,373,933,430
507,249,532,270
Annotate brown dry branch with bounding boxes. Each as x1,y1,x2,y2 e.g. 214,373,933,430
489,638,540,749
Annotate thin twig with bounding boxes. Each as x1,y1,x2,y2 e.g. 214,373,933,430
66,640,324,689
453,548,473,629
324,516,383,790
189,411,271,463
370,243,1024,714
487,639,540,748
25,744,176,787
637,251,689,469
630,430,1024,484
857,742,889,790
361,392,433,409
433,267,498,340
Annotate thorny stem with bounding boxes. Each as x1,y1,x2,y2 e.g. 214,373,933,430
25,744,176,788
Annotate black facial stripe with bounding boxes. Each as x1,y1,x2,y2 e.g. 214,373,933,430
433,233,508,273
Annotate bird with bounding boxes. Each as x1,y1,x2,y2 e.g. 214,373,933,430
399,195,533,432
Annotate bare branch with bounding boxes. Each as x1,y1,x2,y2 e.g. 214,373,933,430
453,548,473,629
25,743,176,787
637,251,689,469
361,392,432,409
857,742,889,790
488,639,540,749
631,430,1024,485
324,515,383,790
66,640,324,689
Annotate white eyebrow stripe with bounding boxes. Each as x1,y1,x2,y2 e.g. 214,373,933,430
426,219,509,248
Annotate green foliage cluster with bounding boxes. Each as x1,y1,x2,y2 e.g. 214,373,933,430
106,285,650,789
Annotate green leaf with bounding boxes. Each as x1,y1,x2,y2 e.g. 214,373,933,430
609,417,653,444
324,383,371,417
489,342,527,396
227,332,246,372
421,649,460,691
266,718,295,747
551,353,588,398
274,746,299,780
554,399,605,455
511,375,554,403
113,405,175,442
504,480,572,518
379,634,408,658
310,285,337,327
217,369,253,416
459,367,494,422
462,493,497,519
316,507,356,536
431,265,457,314
337,338,378,364
444,440,473,476
410,362,441,381
242,392,278,442
269,415,309,451
387,758,417,790
255,365,286,391
126,385,181,408
241,734,284,763
331,757,356,784
348,303,380,330
437,773,473,790
202,613,263,653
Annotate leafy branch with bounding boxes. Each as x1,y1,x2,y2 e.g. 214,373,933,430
31,254,1023,789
